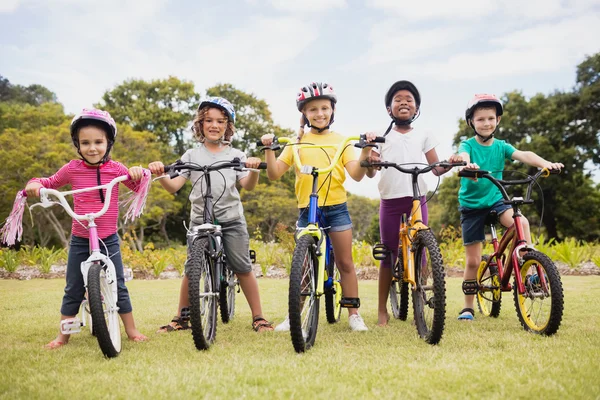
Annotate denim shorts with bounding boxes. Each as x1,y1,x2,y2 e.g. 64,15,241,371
297,202,353,233
459,200,512,246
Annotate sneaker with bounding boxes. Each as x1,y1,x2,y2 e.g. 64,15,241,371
274,315,290,332
349,314,369,331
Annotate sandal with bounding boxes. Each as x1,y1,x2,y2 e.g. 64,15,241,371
458,308,475,321
156,316,190,333
44,340,67,350
252,317,274,333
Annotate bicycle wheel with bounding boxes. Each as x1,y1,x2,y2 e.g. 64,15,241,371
513,251,563,335
412,230,446,345
188,237,218,350
325,252,342,323
389,251,409,320
87,261,121,358
289,234,320,353
219,264,236,323
476,255,502,317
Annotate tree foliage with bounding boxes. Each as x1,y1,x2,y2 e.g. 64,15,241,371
438,53,600,241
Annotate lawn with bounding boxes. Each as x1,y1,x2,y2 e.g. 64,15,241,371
0,276,599,399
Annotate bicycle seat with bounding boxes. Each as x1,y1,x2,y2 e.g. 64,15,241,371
485,211,499,226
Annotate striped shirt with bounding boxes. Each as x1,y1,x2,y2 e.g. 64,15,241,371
29,160,142,239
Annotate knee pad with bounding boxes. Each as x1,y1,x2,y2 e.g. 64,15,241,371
462,279,479,295
339,297,361,308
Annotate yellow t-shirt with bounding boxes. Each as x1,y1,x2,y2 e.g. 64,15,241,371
278,131,357,208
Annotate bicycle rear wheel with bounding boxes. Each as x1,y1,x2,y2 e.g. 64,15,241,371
412,230,446,345
389,251,409,320
513,251,563,335
476,255,502,317
289,234,320,353
325,252,342,323
188,237,218,350
219,264,236,323
87,261,121,358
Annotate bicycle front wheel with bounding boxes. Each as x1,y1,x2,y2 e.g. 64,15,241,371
513,251,563,335
87,262,121,358
412,230,446,345
289,234,320,353
476,255,502,317
188,237,218,350
389,251,409,320
219,264,236,323
325,252,342,323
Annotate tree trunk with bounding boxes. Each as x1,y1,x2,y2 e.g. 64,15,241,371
44,211,69,247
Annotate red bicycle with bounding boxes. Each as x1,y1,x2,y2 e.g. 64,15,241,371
458,167,564,335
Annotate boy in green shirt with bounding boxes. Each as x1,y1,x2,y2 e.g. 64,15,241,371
449,94,563,321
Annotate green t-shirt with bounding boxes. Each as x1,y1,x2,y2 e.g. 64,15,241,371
458,137,516,209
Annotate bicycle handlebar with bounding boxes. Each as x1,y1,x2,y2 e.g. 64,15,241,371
257,134,385,174
359,160,467,175
458,168,561,203
34,174,130,222
162,157,267,180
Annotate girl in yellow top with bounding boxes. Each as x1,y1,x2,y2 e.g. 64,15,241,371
261,82,372,331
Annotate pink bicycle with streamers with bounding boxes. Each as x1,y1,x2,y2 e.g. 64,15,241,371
1,171,150,358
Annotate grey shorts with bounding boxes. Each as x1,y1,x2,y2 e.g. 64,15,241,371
186,217,252,275
459,200,512,246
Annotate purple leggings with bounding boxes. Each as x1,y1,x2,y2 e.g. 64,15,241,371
379,196,428,269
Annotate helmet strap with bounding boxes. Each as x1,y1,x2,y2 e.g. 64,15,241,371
304,112,335,133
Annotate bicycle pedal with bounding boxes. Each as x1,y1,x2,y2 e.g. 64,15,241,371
249,249,256,264
60,318,82,334
372,243,390,261
339,297,361,308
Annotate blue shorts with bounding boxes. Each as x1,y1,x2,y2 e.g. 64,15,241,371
459,200,512,246
297,202,353,233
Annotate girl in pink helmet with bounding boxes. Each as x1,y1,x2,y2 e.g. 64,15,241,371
260,82,373,332
24,108,149,349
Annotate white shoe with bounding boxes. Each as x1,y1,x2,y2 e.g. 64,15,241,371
274,316,290,332
349,314,369,331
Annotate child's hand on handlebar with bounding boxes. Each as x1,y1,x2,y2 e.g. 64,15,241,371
25,182,43,198
245,157,262,169
543,162,564,171
148,161,165,176
260,134,275,147
128,166,144,181
363,131,378,143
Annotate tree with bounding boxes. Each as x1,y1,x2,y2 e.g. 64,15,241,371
442,53,600,240
98,76,200,156
347,193,380,242
0,75,57,105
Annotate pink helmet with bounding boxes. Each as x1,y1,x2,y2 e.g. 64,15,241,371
296,82,337,111
70,108,117,146
465,94,503,126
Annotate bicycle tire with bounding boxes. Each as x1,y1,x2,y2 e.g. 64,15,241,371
289,234,320,353
389,251,409,320
325,252,342,323
87,261,121,358
188,237,217,350
219,264,236,323
476,255,502,317
412,230,446,345
513,251,563,335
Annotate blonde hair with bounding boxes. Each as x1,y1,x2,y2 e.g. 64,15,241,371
192,106,235,143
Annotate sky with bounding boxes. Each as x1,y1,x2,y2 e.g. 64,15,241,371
1,0,599,199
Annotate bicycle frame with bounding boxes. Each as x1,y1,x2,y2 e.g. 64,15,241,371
279,135,373,299
470,169,555,297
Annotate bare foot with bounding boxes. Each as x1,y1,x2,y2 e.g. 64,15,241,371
377,312,390,327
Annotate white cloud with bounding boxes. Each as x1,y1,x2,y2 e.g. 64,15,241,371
0,0,22,13
269,0,347,12
367,0,600,20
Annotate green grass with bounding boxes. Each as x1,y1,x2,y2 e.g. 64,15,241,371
1,276,599,399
